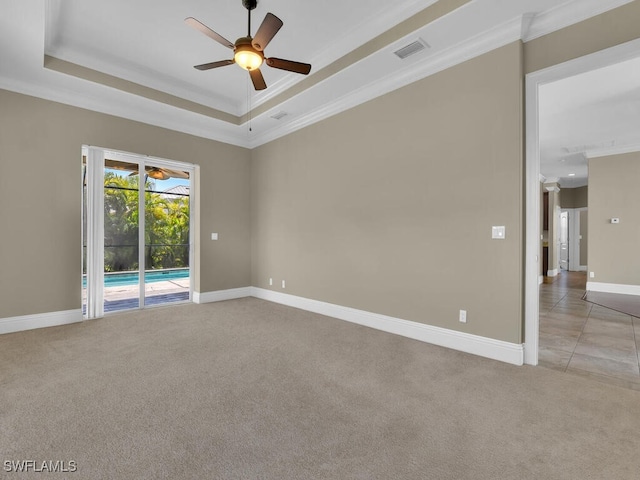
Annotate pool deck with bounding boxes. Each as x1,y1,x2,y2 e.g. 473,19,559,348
85,279,190,313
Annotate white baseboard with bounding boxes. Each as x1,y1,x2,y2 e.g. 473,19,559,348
3,288,525,366
577,266,587,272
250,287,524,366
193,287,252,304
547,269,558,277
538,275,544,285
587,282,640,296
0,309,83,335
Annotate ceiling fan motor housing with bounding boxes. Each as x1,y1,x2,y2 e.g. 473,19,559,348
242,0,258,11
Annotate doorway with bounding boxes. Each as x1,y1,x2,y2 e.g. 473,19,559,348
82,147,195,317
559,208,587,273
559,210,569,271
525,38,640,366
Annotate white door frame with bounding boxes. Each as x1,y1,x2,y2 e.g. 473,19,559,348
85,147,106,319
524,38,640,365
83,146,197,318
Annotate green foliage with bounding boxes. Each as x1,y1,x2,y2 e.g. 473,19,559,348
103,172,190,272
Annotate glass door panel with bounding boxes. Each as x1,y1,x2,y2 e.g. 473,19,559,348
143,165,190,306
103,160,140,312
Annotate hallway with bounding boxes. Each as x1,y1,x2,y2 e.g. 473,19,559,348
539,271,640,390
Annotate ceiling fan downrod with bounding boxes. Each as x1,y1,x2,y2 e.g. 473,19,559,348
242,0,258,36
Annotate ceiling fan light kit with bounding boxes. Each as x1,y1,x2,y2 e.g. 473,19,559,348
186,0,312,91
234,37,264,70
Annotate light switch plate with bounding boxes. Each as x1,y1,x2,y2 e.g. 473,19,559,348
211,233,218,240
492,226,506,239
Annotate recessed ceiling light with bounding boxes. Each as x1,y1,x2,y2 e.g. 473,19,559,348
568,173,576,177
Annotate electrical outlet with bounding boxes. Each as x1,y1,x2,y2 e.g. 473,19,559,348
269,278,273,286
590,272,595,278
459,310,467,323
282,280,286,289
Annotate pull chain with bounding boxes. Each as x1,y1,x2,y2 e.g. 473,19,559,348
247,76,252,133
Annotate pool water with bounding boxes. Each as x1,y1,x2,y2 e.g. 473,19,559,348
84,268,189,288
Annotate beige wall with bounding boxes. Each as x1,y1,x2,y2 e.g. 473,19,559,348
588,152,640,286
251,42,524,343
1,2,640,348
524,1,640,73
560,186,588,209
248,0,640,346
0,89,252,319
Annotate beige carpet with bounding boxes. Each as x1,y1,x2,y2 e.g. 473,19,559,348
2,298,640,479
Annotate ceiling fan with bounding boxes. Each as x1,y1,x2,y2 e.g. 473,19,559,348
104,159,189,181
185,0,312,90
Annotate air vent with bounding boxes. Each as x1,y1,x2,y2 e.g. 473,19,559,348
393,39,429,60
270,111,288,120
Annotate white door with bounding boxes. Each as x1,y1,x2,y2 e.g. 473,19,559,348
559,210,569,271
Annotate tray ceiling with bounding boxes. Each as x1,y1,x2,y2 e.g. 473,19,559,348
0,0,636,149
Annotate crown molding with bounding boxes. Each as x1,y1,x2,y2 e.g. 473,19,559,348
250,0,439,112
543,182,561,193
586,142,640,159
248,0,638,148
44,55,240,124
0,75,249,148
523,0,636,42
248,16,522,148
46,48,243,117
7,0,634,151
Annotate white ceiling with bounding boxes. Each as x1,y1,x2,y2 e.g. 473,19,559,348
44,0,434,116
0,0,637,149
539,55,640,188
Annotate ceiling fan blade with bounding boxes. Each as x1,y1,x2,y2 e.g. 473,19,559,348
146,167,170,180
251,13,283,51
266,57,312,75
194,59,234,71
185,17,234,49
105,159,139,172
160,168,190,179
249,68,267,90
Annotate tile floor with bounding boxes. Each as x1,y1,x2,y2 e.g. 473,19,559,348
539,271,640,391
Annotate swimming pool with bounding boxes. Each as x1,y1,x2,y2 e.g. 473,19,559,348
84,268,190,288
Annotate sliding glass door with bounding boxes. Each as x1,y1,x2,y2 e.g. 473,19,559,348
103,158,141,311
143,167,191,307
83,147,194,317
